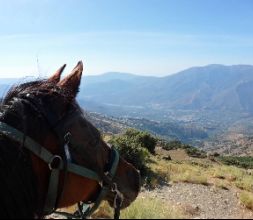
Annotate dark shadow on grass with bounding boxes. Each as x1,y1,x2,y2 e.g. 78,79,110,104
140,166,170,190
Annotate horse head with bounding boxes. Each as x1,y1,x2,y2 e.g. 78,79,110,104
0,61,140,218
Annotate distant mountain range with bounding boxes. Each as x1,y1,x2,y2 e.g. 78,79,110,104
1,64,253,115
79,64,253,114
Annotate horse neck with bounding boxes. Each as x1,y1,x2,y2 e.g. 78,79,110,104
0,132,38,218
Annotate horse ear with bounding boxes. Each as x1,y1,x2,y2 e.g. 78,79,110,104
57,61,83,97
47,64,66,83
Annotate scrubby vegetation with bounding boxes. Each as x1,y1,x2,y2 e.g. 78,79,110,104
218,156,253,169
108,128,156,172
109,135,150,172
124,129,157,154
160,139,207,158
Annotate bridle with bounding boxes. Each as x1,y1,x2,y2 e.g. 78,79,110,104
0,93,124,219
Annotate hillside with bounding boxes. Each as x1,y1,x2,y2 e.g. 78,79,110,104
85,111,128,134
85,112,208,144
86,111,253,156
94,133,253,219
202,133,253,156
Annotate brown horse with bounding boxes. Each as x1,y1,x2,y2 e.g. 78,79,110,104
0,61,140,218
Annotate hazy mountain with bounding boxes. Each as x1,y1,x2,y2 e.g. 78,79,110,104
79,64,253,114
2,65,253,115
84,72,154,84
80,72,156,106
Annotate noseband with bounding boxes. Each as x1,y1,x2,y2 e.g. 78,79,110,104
0,95,124,219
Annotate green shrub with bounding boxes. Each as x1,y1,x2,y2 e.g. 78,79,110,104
109,132,151,172
162,140,183,151
184,146,207,158
125,129,157,154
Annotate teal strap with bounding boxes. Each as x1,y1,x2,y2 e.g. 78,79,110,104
110,149,120,177
0,122,56,165
67,163,101,182
44,168,61,214
0,122,101,182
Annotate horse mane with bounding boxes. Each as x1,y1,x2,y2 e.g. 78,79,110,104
0,80,46,218
0,79,64,218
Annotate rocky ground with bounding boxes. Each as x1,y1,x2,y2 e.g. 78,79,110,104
142,182,253,219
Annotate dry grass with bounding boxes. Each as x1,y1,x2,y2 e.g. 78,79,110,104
121,196,186,219
212,179,230,190
172,171,209,185
209,165,253,192
210,165,245,181
148,155,253,193
239,191,253,210
93,196,187,219
235,176,253,192
92,202,112,219
149,157,210,186
167,149,191,161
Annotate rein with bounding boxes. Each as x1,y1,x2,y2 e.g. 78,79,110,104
0,120,123,219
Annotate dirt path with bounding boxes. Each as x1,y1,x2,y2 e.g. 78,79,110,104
143,182,253,219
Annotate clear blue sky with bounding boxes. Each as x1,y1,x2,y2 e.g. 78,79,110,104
0,0,253,77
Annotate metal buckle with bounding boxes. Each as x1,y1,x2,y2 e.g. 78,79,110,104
112,183,123,206
112,183,124,219
111,183,118,193
48,155,62,170
64,132,71,144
